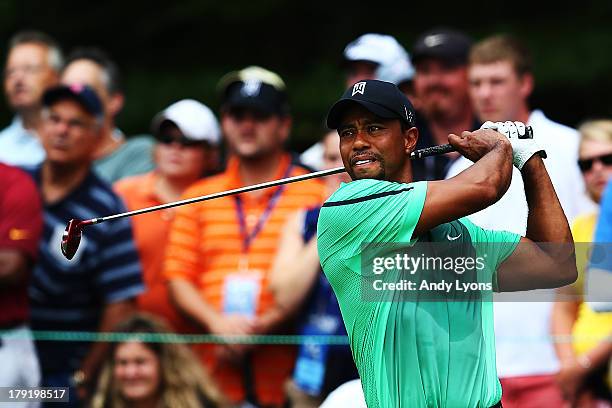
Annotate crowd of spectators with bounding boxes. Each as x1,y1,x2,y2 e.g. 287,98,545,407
0,27,610,408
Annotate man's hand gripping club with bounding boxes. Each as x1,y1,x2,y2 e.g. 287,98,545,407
480,120,546,170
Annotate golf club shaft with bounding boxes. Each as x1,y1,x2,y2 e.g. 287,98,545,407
90,166,346,224
84,143,458,226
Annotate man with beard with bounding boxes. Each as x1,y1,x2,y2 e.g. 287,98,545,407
317,79,577,407
165,66,326,406
411,27,479,181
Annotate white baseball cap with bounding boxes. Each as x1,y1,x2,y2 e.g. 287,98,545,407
343,33,415,85
152,99,221,145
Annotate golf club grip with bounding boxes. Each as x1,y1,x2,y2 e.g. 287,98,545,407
411,144,454,159
410,126,534,160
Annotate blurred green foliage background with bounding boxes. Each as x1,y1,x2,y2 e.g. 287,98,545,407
1,0,611,151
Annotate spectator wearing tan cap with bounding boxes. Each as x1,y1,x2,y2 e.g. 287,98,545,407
114,99,221,333
164,66,326,406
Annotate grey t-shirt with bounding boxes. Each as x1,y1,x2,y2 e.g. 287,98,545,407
94,133,155,184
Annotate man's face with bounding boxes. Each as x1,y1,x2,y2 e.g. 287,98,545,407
579,139,612,203
154,123,210,180
4,43,59,112
468,60,532,122
322,130,351,190
221,107,290,160
337,105,416,182
345,61,378,88
413,59,470,120
40,99,100,165
61,59,119,119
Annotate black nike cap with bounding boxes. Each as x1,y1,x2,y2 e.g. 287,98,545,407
326,79,416,129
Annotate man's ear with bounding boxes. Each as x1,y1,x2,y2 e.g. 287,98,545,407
107,92,124,118
404,126,419,154
278,115,292,143
519,72,534,100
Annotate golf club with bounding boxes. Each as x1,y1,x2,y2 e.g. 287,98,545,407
61,127,533,260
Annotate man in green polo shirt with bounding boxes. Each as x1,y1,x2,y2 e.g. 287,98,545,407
317,79,577,407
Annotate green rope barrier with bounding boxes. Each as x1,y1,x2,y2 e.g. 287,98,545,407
0,330,350,345
0,330,609,344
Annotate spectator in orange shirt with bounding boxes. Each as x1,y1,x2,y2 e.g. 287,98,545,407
114,99,221,332
164,66,326,406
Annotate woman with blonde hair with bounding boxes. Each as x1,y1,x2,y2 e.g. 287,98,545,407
552,120,612,407
91,313,226,408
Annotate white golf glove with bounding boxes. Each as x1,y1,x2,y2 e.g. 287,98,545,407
480,121,546,170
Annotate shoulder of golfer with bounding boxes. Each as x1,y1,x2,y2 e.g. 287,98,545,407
317,128,513,260
319,123,576,291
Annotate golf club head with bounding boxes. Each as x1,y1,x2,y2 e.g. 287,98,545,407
61,219,83,260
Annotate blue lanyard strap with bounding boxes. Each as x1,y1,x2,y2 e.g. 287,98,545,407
234,165,292,253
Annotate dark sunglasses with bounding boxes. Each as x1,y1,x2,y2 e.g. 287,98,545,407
578,153,612,172
156,134,208,148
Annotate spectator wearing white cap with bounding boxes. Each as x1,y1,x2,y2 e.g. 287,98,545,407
301,33,415,171
114,99,220,333
343,33,415,96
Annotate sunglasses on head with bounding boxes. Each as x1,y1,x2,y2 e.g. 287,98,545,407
156,134,208,147
578,153,612,172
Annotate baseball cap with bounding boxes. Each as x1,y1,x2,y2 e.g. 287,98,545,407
343,33,415,85
411,28,473,66
42,83,103,118
326,80,416,129
217,66,289,116
151,99,221,145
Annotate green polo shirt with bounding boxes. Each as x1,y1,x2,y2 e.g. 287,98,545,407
317,179,520,408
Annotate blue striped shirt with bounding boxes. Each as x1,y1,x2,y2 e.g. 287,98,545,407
27,167,144,373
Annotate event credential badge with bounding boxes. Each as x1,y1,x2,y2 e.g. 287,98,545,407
222,255,262,318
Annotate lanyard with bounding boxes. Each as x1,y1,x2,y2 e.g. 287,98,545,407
234,165,292,253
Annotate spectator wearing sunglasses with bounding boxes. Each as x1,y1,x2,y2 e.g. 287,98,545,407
552,120,612,407
114,99,221,333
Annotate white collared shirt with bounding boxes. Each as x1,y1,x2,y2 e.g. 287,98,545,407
445,110,596,377
0,116,45,166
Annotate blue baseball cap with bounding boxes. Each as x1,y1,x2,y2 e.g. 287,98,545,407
42,84,104,118
326,79,416,129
